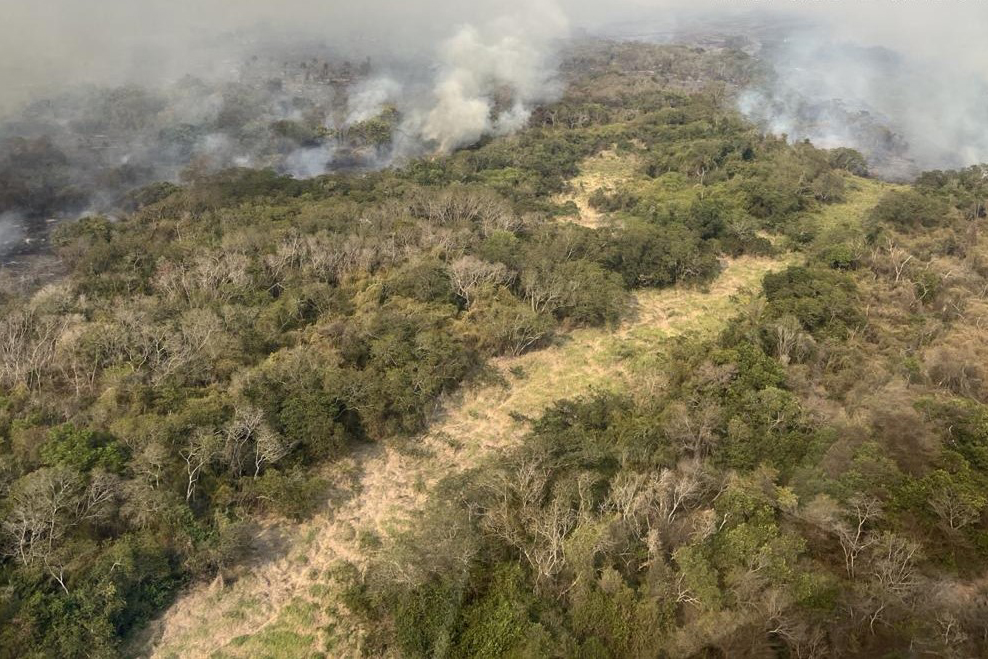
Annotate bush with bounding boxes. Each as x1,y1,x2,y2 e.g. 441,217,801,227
453,564,539,659
762,266,862,337
603,221,720,288
868,189,951,230
461,292,553,356
521,258,627,326
251,469,327,520
828,147,869,177
41,425,129,473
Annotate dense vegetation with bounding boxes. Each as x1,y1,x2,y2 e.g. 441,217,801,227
1,40,987,658
343,157,988,657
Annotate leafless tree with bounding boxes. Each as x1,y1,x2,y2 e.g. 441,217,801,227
1,466,83,566
120,480,169,530
77,469,120,524
264,230,307,286
663,400,722,457
483,459,577,587
447,256,513,305
605,471,661,541
418,186,519,236
760,588,830,658
182,428,219,501
154,249,252,305
223,406,265,477
924,328,987,400
871,237,914,285
832,495,883,580
521,263,572,315
605,459,709,551
133,440,169,489
155,308,226,384
253,425,290,478
928,480,984,531
0,308,67,388
220,405,290,479
53,318,117,395
865,532,921,633
658,459,706,524
772,315,815,365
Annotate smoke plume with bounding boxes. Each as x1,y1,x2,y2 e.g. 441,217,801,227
415,3,567,152
0,0,571,229
736,21,988,179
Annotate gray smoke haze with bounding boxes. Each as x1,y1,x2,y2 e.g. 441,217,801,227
0,214,25,257
578,1,988,179
0,0,986,223
0,0,570,118
0,0,574,231
0,0,571,178
736,16,988,179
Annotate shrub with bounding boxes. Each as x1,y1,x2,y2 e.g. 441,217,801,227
868,189,951,230
762,266,862,337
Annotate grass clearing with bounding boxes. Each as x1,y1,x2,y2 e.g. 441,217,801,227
553,148,642,227
815,174,906,232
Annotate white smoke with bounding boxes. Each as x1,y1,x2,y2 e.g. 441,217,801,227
738,25,988,179
346,77,402,125
285,143,337,179
3,0,987,194
412,3,568,152
0,213,25,256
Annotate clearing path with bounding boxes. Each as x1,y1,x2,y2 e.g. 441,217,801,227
552,149,641,228
138,255,790,658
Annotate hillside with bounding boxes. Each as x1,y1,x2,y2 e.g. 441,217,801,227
1,40,988,659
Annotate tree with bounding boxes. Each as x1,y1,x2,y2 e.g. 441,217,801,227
771,314,814,365
833,495,883,580
252,424,290,478
924,469,986,532
604,221,719,288
181,428,219,502
662,400,722,457
870,237,914,284
446,256,512,305
829,147,869,177
222,405,287,478
864,532,921,633
521,258,626,325
2,466,84,567
461,293,552,356
869,189,951,230
762,266,862,337
484,459,576,589
0,307,66,388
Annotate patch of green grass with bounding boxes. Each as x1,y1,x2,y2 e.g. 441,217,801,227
222,596,262,622
216,599,321,658
814,174,905,233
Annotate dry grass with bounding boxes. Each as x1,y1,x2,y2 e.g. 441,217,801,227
137,255,786,658
552,149,641,228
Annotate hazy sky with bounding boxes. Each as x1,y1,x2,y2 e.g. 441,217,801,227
3,0,985,107
2,0,986,169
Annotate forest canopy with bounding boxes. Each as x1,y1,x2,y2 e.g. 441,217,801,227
1,38,987,659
